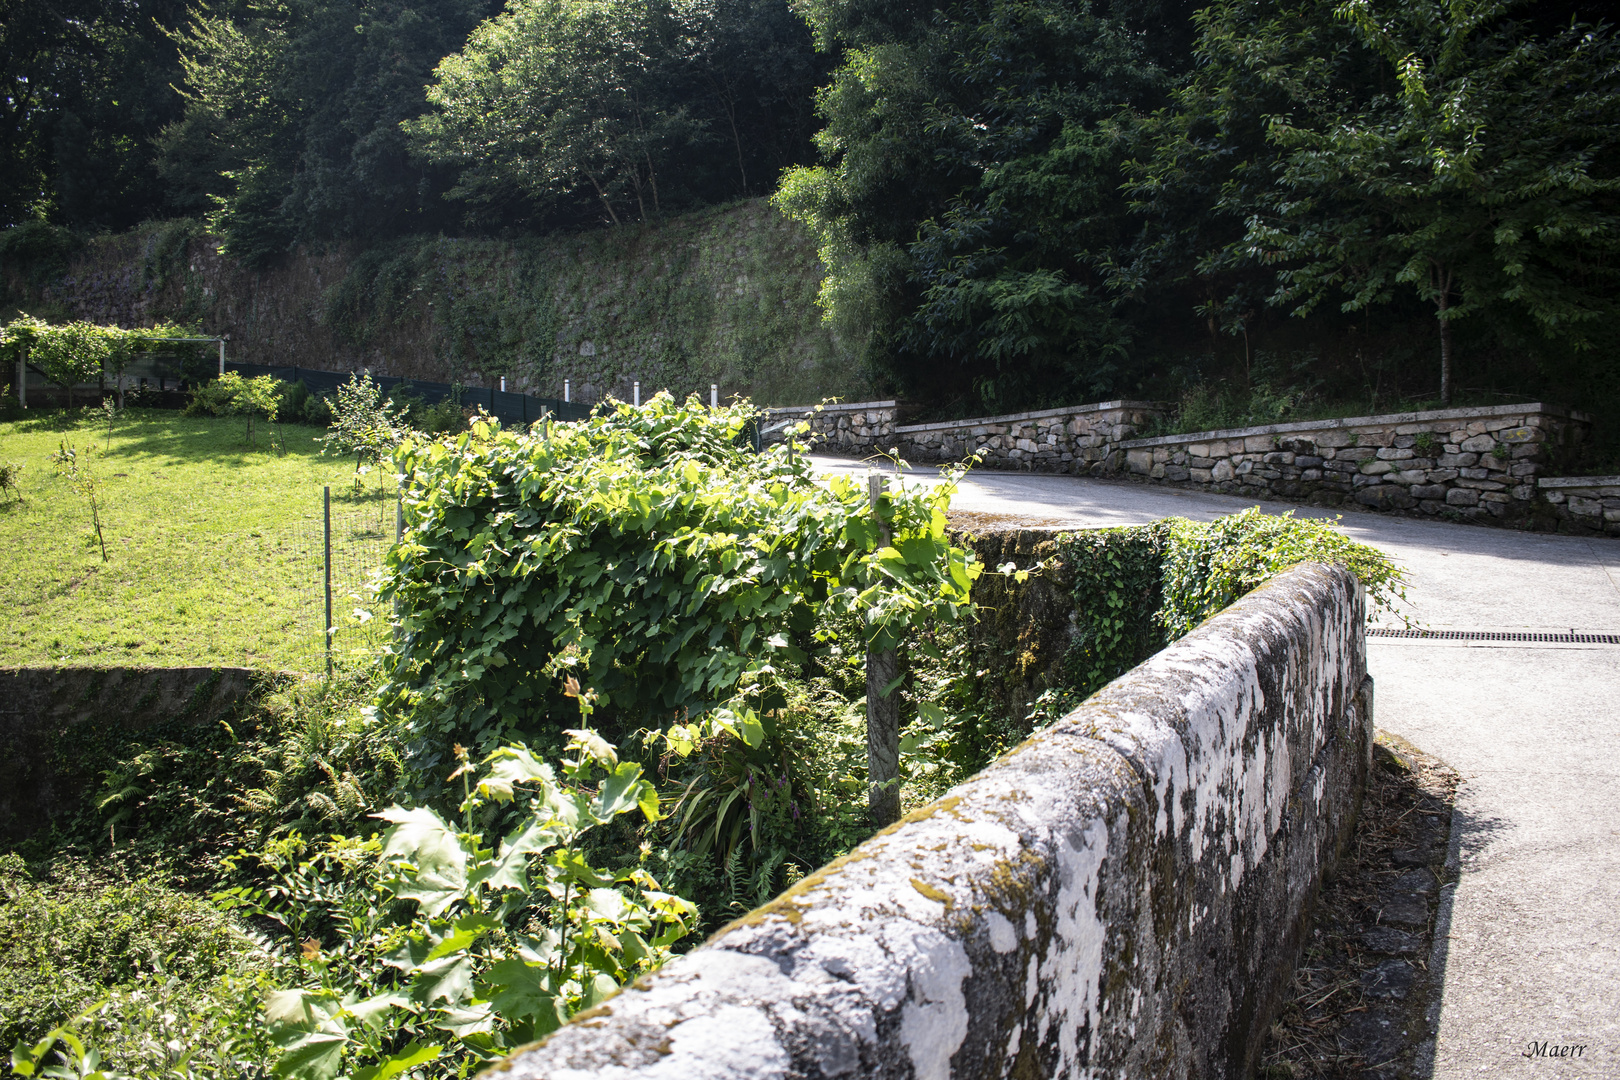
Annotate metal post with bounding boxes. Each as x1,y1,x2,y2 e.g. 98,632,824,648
864,472,900,826
564,379,571,403
16,356,25,409
633,380,640,407
500,376,506,393
323,486,333,679
218,339,225,376
710,383,718,409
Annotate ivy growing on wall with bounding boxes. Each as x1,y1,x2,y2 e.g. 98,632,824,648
1056,507,1407,703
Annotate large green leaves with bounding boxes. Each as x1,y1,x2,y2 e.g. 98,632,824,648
376,394,980,743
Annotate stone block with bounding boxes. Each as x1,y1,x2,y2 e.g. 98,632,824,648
1236,460,1255,475
1459,467,1489,480
1446,488,1479,507
1294,455,1324,468
1419,499,1446,514
1456,478,1507,491
1151,463,1166,479
1479,492,1510,503
1301,469,1323,481
1164,465,1190,481
1211,459,1235,482
1497,427,1540,444
1410,485,1448,500
1509,462,1541,477
1511,485,1534,501
1126,449,1153,475
1263,452,1296,465
1190,468,1213,483
1426,469,1459,483
1376,447,1416,460
1459,434,1496,452
1438,453,1477,467
1361,460,1394,476
1245,435,1276,453
1189,443,1209,458
1355,485,1416,510
1315,431,1355,449
1569,496,1603,516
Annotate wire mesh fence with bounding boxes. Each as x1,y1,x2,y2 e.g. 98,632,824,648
253,487,397,674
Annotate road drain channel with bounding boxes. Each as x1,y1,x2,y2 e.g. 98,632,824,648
1368,628,1620,644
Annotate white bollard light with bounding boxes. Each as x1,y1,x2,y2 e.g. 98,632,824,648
564,379,571,403
710,383,718,409
633,381,640,407
500,376,506,393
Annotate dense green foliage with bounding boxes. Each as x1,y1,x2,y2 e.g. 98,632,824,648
406,0,825,228
378,393,977,756
0,0,190,229
2,397,1405,1075
0,317,203,406
1046,508,1406,716
8,0,1618,443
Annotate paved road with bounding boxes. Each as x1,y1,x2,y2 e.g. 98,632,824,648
816,456,1620,1077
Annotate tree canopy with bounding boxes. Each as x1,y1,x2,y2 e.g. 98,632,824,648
2,0,1618,424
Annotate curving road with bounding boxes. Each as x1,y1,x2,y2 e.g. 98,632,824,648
816,455,1620,1077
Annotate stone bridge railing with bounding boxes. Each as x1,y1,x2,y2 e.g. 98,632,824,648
491,563,1372,1080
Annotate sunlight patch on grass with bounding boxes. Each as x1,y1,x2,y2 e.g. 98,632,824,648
1,410,394,670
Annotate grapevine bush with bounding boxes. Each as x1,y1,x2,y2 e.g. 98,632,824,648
377,392,981,761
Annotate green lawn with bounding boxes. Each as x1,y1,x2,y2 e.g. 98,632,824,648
1,410,394,670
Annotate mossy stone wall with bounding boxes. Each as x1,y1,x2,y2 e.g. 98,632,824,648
495,563,1372,1080
18,200,871,408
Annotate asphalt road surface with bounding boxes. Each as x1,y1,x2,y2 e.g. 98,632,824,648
815,454,1620,1077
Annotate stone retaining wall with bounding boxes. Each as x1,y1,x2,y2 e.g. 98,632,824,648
0,665,293,841
492,563,1371,1080
1115,403,1589,525
1539,475,1620,536
895,401,1164,474
763,400,900,455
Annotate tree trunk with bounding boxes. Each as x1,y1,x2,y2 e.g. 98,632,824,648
1439,313,1453,407
1433,263,1454,406
865,645,901,827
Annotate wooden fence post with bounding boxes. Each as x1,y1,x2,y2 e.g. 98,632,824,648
865,471,900,826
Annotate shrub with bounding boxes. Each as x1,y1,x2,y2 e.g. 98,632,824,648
0,853,267,1074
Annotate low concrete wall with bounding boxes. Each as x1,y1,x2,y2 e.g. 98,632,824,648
0,665,292,841
1538,475,1620,536
492,563,1371,1080
1114,403,1590,525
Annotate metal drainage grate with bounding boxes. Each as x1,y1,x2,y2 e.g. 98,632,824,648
1368,627,1620,644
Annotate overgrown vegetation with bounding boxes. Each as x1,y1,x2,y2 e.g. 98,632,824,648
2,397,1408,1078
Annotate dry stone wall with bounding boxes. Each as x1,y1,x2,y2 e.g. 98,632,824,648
763,400,900,455
1538,476,1620,536
895,402,1164,474
491,563,1371,1080
1115,403,1589,525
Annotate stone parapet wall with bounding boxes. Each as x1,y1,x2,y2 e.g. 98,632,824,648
1116,403,1589,525
894,401,1165,473
1539,476,1620,536
763,400,899,455
494,563,1371,1080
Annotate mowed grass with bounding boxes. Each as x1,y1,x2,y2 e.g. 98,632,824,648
1,410,396,670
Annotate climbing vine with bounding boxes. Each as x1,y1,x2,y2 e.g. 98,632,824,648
0,316,204,406
376,392,980,760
